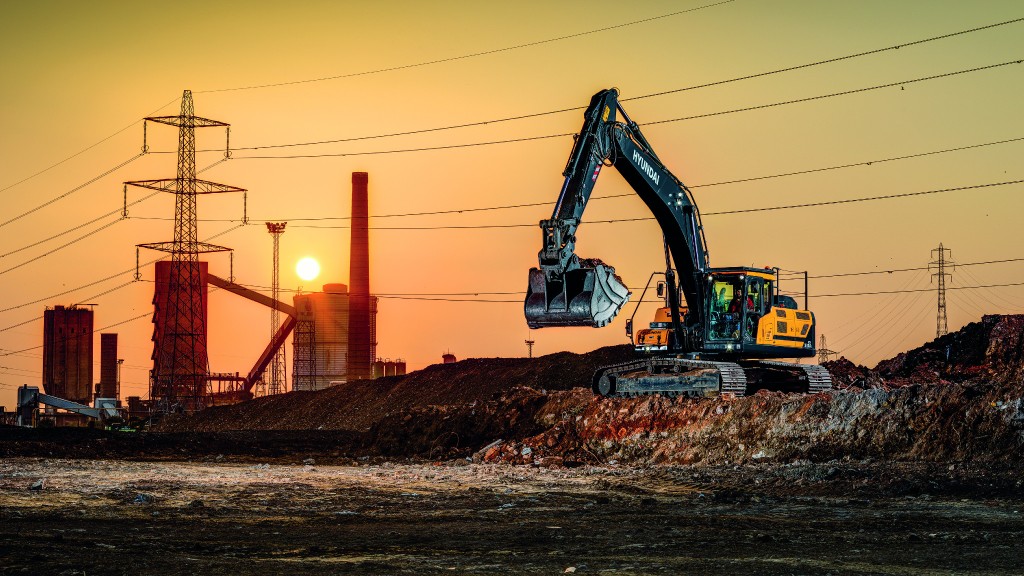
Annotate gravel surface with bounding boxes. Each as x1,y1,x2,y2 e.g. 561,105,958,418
2,458,1022,575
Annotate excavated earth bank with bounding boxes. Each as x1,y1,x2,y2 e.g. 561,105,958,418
4,315,1021,466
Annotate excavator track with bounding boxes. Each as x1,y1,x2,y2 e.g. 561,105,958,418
593,357,748,398
592,358,833,398
752,360,833,394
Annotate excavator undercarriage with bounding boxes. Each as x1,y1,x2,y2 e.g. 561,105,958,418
592,357,832,398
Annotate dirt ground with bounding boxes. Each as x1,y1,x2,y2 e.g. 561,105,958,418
2,458,1022,575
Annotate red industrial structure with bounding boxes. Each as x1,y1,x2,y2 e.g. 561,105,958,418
150,260,210,409
42,305,94,405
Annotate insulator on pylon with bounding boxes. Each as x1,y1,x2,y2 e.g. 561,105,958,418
242,191,248,225
122,185,128,219
142,120,149,154
134,247,141,281
229,251,234,283
224,126,232,159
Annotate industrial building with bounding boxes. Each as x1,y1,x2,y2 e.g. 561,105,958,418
95,333,119,400
292,283,379,391
292,172,385,391
42,305,94,405
372,358,406,378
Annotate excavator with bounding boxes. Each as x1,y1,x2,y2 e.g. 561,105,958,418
525,88,831,398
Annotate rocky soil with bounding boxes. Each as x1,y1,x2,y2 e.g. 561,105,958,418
2,458,1022,575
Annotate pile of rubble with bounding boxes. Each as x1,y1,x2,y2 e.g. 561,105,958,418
161,315,1024,466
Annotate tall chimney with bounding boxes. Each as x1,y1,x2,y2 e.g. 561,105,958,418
347,172,371,380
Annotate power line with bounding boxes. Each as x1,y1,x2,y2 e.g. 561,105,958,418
0,312,152,357
222,270,1024,302
0,223,243,323
645,59,1023,126
197,0,736,94
228,133,572,160
272,281,1024,304
0,153,144,229
809,255,1024,280
0,96,179,194
0,192,161,260
227,58,1024,161
814,280,1024,298
270,179,1024,229
702,179,1023,216
0,219,122,277
0,281,137,335
0,158,228,280
213,16,1024,151
133,135,1024,223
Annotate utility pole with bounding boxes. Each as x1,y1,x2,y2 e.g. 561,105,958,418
525,339,535,358
266,222,287,395
127,90,244,413
817,334,838,364
930,243,954,338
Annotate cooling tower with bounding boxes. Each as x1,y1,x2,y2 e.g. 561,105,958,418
347,172,372,381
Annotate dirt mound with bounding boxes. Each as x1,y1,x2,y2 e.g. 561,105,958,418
139,315,1024,466
875,315,1024,386
481,380,1024,466
821,357,882,389
160,345,635,433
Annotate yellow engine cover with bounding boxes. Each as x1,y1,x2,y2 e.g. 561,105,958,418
757,307,814,348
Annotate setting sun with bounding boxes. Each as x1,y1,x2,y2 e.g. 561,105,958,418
295,257,320,282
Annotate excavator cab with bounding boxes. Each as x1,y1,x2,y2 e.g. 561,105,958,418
703,268,815,357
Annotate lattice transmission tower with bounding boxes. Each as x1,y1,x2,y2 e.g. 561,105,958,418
126,90,244,413
817,334,838,363
930,243,954,338
266,222,288,395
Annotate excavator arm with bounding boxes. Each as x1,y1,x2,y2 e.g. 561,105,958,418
525,88,710,340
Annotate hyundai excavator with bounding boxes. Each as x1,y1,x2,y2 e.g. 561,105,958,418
525,88,831,398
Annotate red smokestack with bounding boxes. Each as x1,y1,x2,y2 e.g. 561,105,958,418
347,172,371,380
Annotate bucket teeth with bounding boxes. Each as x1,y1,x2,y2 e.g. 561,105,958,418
524,264,630,328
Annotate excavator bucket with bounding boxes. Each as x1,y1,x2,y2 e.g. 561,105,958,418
525,262,630,328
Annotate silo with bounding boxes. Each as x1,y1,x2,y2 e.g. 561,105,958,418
292,284,349,390
97,333,118,399
42,305,94,404
384,360,396,377
395,359,407,376
371,358,385,379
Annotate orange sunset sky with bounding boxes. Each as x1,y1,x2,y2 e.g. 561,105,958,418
2,0,1023,407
